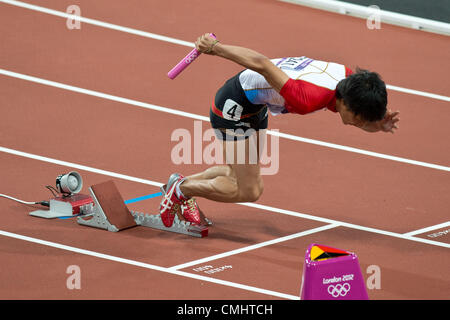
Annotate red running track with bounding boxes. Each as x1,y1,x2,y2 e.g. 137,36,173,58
0,0,449,300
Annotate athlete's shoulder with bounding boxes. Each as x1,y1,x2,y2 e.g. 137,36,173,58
280,78,336,115
345,66,353,77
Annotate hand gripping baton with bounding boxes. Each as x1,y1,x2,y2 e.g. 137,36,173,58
167,33,216,79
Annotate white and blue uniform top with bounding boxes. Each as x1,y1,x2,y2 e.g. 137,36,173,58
238,57,351,116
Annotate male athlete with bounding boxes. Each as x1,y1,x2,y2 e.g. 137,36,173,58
159,34,400,227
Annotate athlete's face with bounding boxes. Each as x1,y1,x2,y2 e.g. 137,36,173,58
336,99,363,127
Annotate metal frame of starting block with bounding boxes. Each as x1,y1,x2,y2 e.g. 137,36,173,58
131,211,208,237
77,180,208,238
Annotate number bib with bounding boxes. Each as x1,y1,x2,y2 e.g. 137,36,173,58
277,57,313,72
222,99,244,121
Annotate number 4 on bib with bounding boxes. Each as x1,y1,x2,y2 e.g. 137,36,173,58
223,99,243,121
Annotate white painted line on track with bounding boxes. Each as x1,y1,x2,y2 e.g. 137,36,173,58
1,0,450,102
1,146,449,249
0,69,209,122
169,224,339,270
240,202,450,249
385,84,450,102
0,146,163,188
1,0,448,296
269,130,450,172
0,229,299,300
403,221,450,237
0,0,195,48
1,69,449,173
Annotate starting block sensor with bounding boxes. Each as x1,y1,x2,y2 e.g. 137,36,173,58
29,171,94,219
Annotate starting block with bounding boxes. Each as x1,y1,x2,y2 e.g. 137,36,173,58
300,243,369,300
77,180,208,237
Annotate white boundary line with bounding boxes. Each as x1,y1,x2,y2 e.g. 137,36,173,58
240,202,450,248
169,224,339,270
269,130,450,172
0,146,163,188
403,221,450,237
1,145,449,249
0,0,448,296
0,229,299,300
385,84,450,102
1,68,449,173
1,0,450,102
0,69,208,122
279,0,450,36
0,0,195,47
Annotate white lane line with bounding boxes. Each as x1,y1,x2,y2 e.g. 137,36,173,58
0,230,299,300
1,68,449,173
1,145,449,249
386,84,450,102
0,0,194,48
0,69,209,122
240,202,450,249
1,0,450,102
270,130,450,172
169,224,339,270
0,146,163,188
403,221,450,237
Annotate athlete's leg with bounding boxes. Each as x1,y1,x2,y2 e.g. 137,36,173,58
185,165,234,181
180,132,263,203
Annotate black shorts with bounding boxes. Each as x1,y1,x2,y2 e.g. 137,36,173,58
210,72,268,141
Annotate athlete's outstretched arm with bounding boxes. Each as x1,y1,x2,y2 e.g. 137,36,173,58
195,34,289,92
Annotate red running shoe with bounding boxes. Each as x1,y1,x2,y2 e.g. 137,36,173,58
159,173,185,227
180,197,202,225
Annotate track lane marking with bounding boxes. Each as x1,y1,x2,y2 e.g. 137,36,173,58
0,229,299,300
403,221,450,237
1,68,449,172
0,0,195,47
1,0,450,102
0,146,163,188
168,224,339,270
1,0,448,300
1,146,449,249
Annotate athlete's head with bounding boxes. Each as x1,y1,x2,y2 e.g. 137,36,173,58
336,68,387,124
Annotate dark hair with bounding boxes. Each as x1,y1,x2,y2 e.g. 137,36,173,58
336,68,387,122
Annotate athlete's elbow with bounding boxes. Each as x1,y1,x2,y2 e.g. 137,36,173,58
253,55,271,74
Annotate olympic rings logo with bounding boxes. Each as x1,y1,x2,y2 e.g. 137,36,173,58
185,52,199,64
327,283,351,298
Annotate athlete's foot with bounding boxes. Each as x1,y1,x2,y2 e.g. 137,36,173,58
199,206,213,226
180,197,202,225
160,173,183,195
159,173,185,227
160,174,211,227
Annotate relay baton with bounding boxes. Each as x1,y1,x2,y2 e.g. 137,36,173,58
167,33,216,79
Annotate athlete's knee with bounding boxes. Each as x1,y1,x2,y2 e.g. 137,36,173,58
239,179,264,202
258,178,264,196
243,186,263,203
